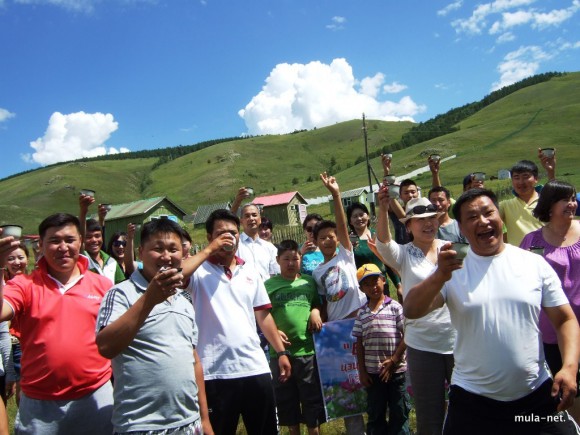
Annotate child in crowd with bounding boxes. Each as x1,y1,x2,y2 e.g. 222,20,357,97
312,172,367,434
353,264,410,435
265,239,326,435
312,172,367,322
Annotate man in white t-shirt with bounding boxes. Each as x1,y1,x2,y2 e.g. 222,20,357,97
404,188,580,435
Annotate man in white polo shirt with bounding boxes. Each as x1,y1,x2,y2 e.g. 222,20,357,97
188,209,290,435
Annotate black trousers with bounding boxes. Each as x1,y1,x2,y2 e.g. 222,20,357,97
444,379,580,435
205,373,278,435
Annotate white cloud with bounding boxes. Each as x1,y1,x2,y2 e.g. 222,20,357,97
360,73,384,98
491,45,550,90
0,108,15,123
238,58,425,136
14,0,96,13
491,38,580,90
23,111,128,166
496,31,516,43
12,0,157,13
451,0,536,34
383,81,408,94
452,0,579,35
326,16,346,31
437,0,463,17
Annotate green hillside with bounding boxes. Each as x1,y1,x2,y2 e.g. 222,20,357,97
1,72,579,235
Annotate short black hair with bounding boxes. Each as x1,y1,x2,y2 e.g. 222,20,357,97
302,213,323,229
38,213,81,240
85,218,102,234
453,188,499,223
206,209,240,234
277,239,300,256
399,179,417,190
510,160,538,178
313,220,336,240
428,186,451,200
141,219,184,246
259,216,273,231
533,180,577,223
346,202,370,232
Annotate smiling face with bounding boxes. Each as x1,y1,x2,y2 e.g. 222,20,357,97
40,224,82,277
349,208,369,233
112,235,127,259
85,229,103,258
458,195,504,257
316,227,338,260
511,171,538,199
550,195,578,222
139,231,183,282
407,216,439,243
5,246,28,279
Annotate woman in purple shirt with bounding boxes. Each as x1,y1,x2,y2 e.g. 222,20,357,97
520,180,580,422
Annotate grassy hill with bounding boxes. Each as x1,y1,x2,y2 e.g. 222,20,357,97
1,72,579,235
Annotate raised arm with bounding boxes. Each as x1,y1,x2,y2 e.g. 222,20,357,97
538,147,556,181
544,303,580,412
376,185,392,244
78,194,95,250
124,223,138,277
230,187,251,215
180,233,231,278
403,244,459,319
0,234,21,322
428,156,442,188
321,172,351,250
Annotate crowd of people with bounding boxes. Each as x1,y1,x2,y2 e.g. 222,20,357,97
0,147,578,435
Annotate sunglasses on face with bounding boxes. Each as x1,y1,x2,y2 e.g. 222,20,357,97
113,240,127,247
406,204,437,217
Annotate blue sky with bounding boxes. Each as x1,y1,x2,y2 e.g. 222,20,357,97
0,0,578,179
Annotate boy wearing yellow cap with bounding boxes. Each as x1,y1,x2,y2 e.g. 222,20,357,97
352,264,410,435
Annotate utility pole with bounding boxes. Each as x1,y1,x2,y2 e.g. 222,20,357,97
362,114,376,218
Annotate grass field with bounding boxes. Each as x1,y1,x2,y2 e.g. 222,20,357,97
6,398,417,434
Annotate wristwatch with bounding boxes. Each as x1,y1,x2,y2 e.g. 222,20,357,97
276,350,291,358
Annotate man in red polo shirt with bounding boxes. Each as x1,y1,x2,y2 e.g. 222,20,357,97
0,213,113,434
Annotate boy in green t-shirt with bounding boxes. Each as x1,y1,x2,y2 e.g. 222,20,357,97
265,239,326,435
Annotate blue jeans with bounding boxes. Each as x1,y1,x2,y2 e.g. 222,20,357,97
366,372,411,435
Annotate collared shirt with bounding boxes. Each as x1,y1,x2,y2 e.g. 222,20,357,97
84,250,126,285
3,255,112,400
352,297,406,375
96,271,199,433
236,233,280,282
